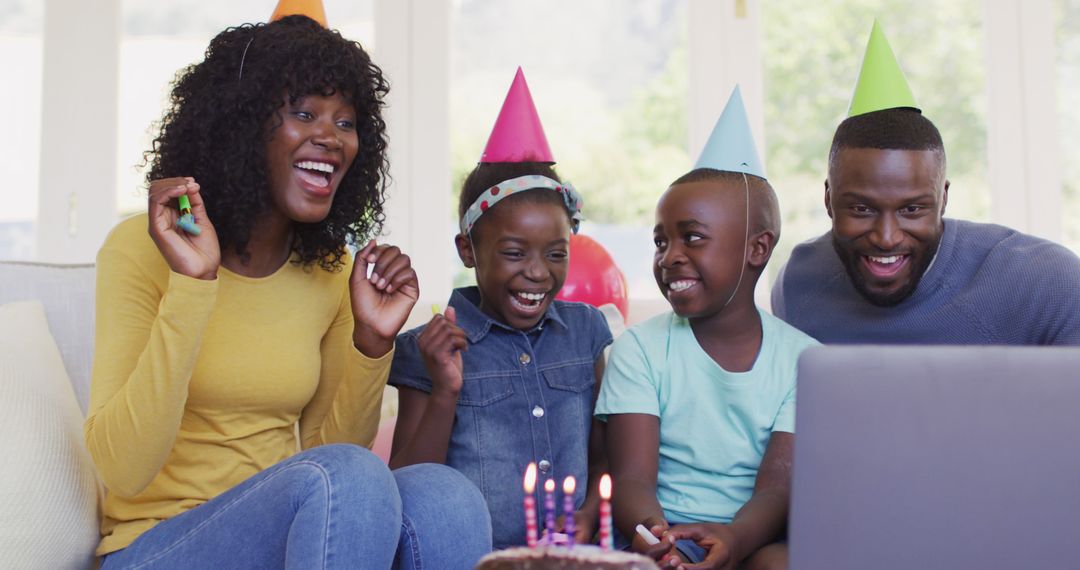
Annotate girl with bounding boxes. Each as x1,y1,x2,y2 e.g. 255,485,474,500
388,71,612,549
86,14,489,569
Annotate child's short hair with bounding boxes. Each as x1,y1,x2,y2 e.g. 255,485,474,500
670,168,781,240
829,108,946,172
458,161,571,236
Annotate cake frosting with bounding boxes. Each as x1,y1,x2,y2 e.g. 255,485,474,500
474,545,658,570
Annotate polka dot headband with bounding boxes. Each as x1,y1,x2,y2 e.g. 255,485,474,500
459,175,584,235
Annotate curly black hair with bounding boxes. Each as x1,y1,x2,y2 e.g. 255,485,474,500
146,15,389,271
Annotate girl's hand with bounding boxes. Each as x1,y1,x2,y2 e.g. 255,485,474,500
417,307,466,396
350,240,419,357
147,177,220,280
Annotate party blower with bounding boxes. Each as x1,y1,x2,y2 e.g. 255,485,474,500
176,195,201,236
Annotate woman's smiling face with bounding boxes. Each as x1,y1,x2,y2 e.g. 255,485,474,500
265,92,359,224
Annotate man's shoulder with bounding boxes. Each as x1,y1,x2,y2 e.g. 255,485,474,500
949,220,1080,344
772,231,845,319
777,231,838,283
953,219,1080,275
786,230,834,259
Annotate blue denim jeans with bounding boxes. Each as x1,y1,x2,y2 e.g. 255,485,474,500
100,445,491,569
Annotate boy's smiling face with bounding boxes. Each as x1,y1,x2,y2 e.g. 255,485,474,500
456,195,572,330
653,180,749,319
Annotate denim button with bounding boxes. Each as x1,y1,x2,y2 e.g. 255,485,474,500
538,459,551,473
519,353,532,365
532,405,544,418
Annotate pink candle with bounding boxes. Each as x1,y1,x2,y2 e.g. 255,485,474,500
523,463,538,548
599,474,613,551
563,476,576,544
544,478,557,542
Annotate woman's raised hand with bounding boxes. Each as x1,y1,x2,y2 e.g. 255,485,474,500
349,240,420,357
147,177,220,280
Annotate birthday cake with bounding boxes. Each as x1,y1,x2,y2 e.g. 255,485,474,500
474,545,658,570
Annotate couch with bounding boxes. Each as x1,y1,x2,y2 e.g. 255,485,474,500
1,262,100,569
0,261,400,569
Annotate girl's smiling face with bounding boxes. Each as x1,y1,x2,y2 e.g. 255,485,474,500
456,195,572,331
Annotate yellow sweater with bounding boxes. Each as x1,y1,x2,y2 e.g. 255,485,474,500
85,215,389,556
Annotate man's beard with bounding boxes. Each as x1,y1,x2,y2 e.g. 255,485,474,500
831,235,941,307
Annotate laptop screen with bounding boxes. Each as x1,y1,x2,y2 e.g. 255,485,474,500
790,345,1080,570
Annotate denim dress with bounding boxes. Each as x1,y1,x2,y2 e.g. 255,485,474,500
390,287,613,549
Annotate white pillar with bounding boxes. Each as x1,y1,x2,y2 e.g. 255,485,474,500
984,0,1062,241
37,0,120,263
375,0,453,308
688,0,765,162
688,0,771,309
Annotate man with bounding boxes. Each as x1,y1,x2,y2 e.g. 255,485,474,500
771,21,1080,345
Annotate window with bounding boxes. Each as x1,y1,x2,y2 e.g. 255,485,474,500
1057,0,1080,253
449,0,688,305
0,0,43,260
762,0,990,276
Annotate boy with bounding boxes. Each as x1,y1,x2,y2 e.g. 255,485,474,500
596,87,817,570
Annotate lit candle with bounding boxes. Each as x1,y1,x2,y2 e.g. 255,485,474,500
562,476,576,545
599,473,613,551
544,478,557,542
523,463,538,548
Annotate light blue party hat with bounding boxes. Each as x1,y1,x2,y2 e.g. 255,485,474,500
694,85,766,180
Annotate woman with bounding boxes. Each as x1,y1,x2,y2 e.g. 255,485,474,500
86,15,490,569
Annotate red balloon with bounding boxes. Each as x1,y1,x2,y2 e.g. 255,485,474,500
556,234,629,322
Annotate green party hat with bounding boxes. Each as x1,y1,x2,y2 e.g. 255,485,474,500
848,20,919,117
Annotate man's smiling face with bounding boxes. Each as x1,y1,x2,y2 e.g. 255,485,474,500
826,147,949,307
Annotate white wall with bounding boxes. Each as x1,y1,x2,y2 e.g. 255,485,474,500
984,0,1062,241
36,0,120,263
375,0,454,307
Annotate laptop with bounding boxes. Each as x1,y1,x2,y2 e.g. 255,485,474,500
790,345,1080,570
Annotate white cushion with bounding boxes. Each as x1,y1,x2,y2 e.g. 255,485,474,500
0,262,95,415
0,301,100,569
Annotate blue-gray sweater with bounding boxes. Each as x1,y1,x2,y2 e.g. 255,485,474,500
771,219,1080,345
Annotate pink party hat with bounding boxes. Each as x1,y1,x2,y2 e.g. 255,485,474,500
480,67,555,163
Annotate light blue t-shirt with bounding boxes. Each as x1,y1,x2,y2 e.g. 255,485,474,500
595,308,818,524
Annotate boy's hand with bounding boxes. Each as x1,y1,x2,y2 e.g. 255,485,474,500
665,523,738,570
632,517,677,561
350,240,419,357
417,306,467,396
147,177,220,280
